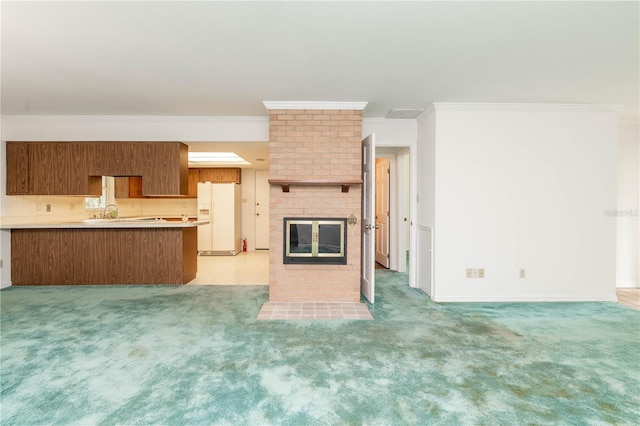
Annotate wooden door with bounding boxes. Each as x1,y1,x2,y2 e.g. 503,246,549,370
375,158,390,268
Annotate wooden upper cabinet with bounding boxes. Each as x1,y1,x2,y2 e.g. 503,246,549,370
6,142,29,194
129,176,144,197
139,143,189,196
28,143,101,196
198,168,241,184
188,169,199,198
114,177,129,199
88,142,144,177
114,177,144,199
6,141,188,197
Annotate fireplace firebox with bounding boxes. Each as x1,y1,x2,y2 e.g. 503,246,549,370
283,218,347,265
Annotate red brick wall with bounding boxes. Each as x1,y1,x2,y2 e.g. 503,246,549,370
269,109,362,302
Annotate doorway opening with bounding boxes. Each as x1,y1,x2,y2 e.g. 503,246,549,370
375,147,413,278
375,158,391,269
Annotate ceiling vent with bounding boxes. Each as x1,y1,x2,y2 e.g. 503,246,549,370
385,109,425,119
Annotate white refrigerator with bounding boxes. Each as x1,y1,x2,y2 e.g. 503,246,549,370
197,182,242,255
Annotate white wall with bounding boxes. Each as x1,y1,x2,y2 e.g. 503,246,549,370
0,134,11,288
416,107,437,229
363,118,417,146
419,104,618,302
1,116,269,141
616,122,640,287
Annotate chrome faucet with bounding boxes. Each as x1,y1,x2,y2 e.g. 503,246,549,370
103,204,119,219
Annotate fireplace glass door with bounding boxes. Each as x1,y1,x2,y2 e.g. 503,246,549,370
284,218,347,264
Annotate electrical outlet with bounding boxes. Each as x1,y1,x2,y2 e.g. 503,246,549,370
519,269,526,279
467,268,485,278
37,203,42,211
46,204,51,212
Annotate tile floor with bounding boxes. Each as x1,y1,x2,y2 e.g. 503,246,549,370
187,250,269,285
616,288,640,310
257,301,373,320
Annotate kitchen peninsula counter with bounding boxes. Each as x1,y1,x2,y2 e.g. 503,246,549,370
0,218,208,229
4,219,209,286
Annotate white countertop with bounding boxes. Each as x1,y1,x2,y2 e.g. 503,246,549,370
0,218,209,229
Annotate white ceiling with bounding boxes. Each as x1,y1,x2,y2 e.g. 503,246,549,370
1,1,638,122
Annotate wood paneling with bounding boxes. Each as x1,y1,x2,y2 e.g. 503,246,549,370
11,227,198,285
5,142,29,194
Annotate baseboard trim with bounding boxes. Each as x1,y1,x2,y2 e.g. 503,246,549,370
616,282,639,288
432,295,619,303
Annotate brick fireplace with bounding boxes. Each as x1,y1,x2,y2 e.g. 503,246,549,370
265,103,365,302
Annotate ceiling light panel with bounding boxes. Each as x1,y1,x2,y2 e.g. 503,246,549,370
188,152,251,166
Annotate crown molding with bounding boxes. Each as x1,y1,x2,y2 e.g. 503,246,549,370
263,101,368,111
430,103,621,113
1,115,269,124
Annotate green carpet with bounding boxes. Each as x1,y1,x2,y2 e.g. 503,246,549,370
1,270,639,425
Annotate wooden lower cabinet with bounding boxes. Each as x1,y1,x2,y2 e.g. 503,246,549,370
11,227,197,285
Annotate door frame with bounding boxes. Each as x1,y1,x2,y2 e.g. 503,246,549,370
375,145,417,288
375,152,396,270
